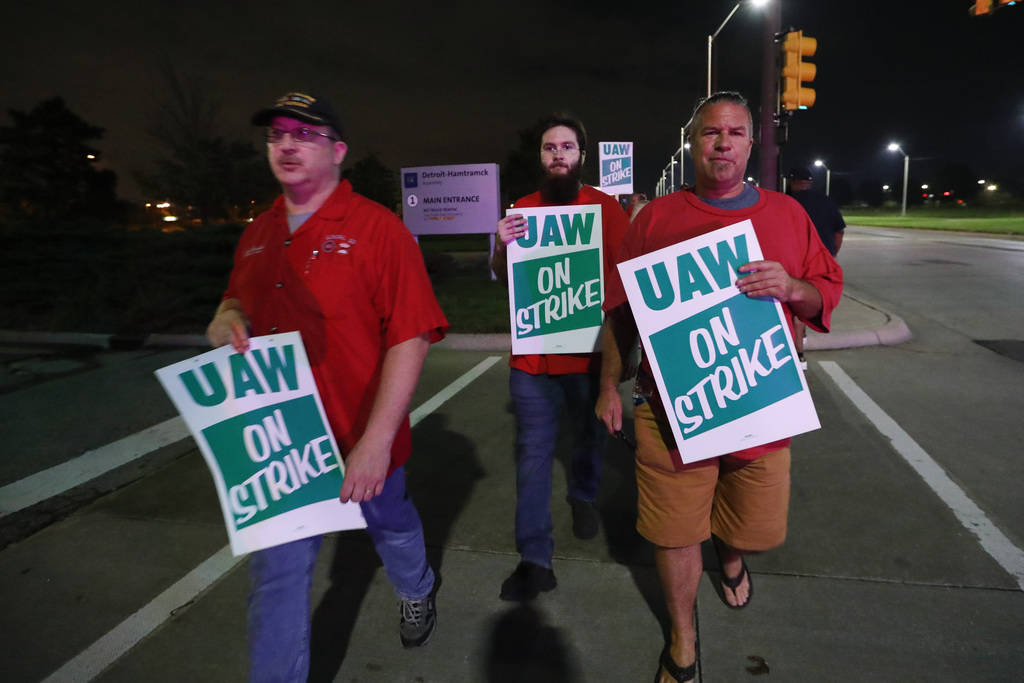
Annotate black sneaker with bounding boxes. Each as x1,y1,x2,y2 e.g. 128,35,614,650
499,560,556,601
568,497,599,539
399,576,439,648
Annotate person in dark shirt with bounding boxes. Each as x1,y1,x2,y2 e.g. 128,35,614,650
786,167,846,367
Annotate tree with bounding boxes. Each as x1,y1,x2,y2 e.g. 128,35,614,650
342,154,400,211
0,97,118,222
137,66,275,225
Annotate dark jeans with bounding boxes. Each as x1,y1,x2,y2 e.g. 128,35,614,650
509,368,607,568
246,466,433,682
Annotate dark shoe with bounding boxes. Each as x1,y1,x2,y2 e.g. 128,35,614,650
658,646,696,682
499,561,556,601
399,575,440,648
568,497,599,539
713,537,753,610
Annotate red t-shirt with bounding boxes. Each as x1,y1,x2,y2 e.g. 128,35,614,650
605,187,843,460
508,185,630,375
224,180,449,471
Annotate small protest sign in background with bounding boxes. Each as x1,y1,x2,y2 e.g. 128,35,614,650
155,332,365,555
618,220,820,463
505,204,604,355
599,142,634,195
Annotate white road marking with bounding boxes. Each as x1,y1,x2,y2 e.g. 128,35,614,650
410,356,502,427
0,417,189,517
819,360,1024,590
40,355,502,681
42,546,241,683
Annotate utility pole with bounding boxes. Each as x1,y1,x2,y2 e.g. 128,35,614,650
758,1,782,191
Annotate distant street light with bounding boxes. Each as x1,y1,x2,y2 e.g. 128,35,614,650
882,184,890,191
706,0,771,98
887,142,910,216
978,179,986,184
921,184,929,189
813,159,831,196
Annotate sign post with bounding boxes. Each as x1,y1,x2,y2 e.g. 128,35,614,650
401,163,501,236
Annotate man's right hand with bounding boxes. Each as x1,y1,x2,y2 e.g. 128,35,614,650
496,213,527,244
206,301,250,353
595,384,623,435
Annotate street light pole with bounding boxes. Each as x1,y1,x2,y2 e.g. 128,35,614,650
680,126,687,188
888,143,910,217
902,154,909,216
706,1,769,98
707,3,742,98
813,159,831,197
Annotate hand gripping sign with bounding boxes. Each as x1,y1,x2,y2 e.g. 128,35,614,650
155,332,365,555
618,220,820,463
506,204,604,355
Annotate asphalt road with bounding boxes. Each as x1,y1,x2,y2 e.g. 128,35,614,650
1,225,1022,682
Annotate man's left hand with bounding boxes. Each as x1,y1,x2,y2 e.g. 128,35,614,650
338,437,390,504
736,260,797,301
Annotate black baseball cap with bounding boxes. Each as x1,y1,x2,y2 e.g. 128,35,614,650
251,92,344,139
785,167,813,181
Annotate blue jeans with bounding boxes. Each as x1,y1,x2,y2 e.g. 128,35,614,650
509,368,607,568
247,466,434,683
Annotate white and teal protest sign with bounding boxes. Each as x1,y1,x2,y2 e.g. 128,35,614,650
506,203,604,355
618,220,820,463
155,332,365,555
599,142,633,195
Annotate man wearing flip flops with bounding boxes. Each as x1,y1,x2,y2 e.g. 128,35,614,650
596,92,842,682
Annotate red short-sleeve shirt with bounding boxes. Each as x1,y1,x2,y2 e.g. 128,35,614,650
605,188,843,460
224,180,449,471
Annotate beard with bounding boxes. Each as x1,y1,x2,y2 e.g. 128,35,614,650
539,160,583,204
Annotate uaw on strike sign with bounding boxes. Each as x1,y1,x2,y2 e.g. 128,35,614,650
618,220,820,463
505,204,604,355
155,332,365,555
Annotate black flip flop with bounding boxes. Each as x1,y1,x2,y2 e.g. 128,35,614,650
713,537,753,609
657,646,695,683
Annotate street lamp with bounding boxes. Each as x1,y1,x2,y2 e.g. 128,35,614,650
887,142,910,217
813,159,831,197
706,0,771,98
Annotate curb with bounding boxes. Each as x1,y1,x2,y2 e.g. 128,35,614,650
0,293,912,354
805,293,913,351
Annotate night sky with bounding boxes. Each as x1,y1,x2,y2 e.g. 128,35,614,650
3,0,1021,202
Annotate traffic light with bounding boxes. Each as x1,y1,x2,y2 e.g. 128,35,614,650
971,0,1019,14
781,30,817,111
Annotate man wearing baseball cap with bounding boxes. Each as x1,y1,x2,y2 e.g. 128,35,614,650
208,91,448,681
785,166,846,368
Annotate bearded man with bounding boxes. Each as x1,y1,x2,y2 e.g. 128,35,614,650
490,113,629,601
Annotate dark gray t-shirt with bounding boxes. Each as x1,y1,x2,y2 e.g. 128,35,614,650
697,182,760,210
287,211,314,233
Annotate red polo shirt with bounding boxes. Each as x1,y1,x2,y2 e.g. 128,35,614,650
224,180,448,471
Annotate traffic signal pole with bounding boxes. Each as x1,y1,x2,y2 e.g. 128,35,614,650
759,0,782,191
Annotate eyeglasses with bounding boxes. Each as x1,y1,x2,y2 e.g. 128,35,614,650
265,127,338,144
541,142,579,155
